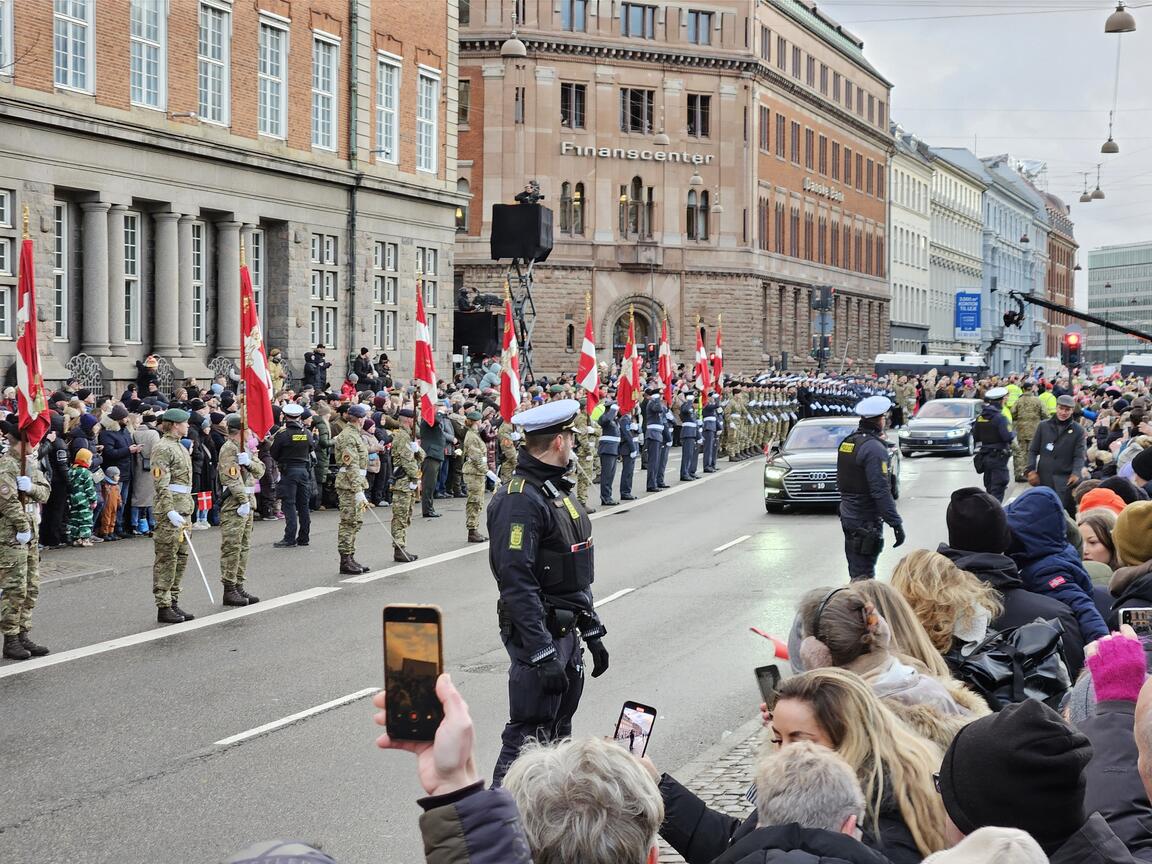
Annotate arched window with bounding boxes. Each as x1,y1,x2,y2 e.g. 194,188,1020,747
698,190,710,240
620,176,652,239
565,322,575,352
686,190,698,240
455,178,470,233
572,182,585,235
560,182,573,234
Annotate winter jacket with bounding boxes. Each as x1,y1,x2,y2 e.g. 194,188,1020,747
1077,701,1152,861
1005,486,1109,643
415,782,532,864
1109,559,1152,631
420,417,447,461
131,426,160,507
1048,813,1137,864
712,823,894,864
67,465,97,538
937,543,1086,678
98,415,134,477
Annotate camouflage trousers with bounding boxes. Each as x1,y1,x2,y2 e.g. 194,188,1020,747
464,472,485,530
153,519,190,608
390,486,413,548
1013,435,1034,481
0,543,37,636
337,489,364,555
576,457,594,504
499,460,514,485
219,506,253,586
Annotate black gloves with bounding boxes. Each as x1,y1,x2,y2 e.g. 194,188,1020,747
892,523,906,548
587,639,610,678
536,658,568,694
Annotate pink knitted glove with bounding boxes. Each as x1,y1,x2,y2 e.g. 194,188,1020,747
1087,633,1147,703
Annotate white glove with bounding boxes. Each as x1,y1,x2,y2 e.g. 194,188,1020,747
167,510,185,528
409,442,421,453
237,452,251,466
359,468,368,477
486,470,500,484
409,481,419,490
510,432,522,441
15,530,31,545
16,476,31,492
355,491,368,505
236,503,251,518
454,448,463,456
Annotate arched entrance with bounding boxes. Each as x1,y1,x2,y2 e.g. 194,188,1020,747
612,308,653,364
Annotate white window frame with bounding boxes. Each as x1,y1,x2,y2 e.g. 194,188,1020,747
249,227,265,329
0,284,12,339
416,66,441,174
130,0,166,110
257,17,288,138
123,212,142,344
53,202,68,340
376,53,401,164
197,1,231,126
54,0,94,92
0,0,14,78
311,32,339,152
385,309,397,351
0,190,9,227
0,238,10,276
191,221,207,344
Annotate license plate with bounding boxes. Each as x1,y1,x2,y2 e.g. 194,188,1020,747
923,439,935,445
801,482,832,493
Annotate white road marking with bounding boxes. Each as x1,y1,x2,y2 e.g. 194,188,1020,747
594,588,635,608
0,586,341,680
713,534,751,553
214,687,379,748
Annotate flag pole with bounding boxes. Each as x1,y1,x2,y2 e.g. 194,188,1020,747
19,205,30,499
239,241,248,441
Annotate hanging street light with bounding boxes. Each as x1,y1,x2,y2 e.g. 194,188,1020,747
1079,172,1093,203
500,12,527,57
1105,1,1137,33
1091,165,1106,200
1102,110,1120,153
689,170,704,187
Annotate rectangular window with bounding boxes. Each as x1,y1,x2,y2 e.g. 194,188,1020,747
417,69,440,173
866,159,874,195
844,80,853,111
831,222,840,267
776,36,786,70
831,141,840,181
130,0,166,108
54,0,93,91
385,310,397,351
376,56,400,163
560,82,586,129
561,0,586,31
198,2,230,124
619,87,654,134
759,26,769,61
774,202,784,253
250,227,264,326
0,285,11,339
53,203,68,340
0,190,9,227
620,3,655,38
775,114,785,157
789,121,800,164
857,88,864,116
687,10,713,45
867,93,875,124
791,46,801,79
514,86,525,124
426,312,437,351
818,135,827,175
878,100,886,129
819,64,828,95
0,0,12,76
804,128,814,170
844,147,852,186
458,78,471,125
758,106,770,152
311,35,338,151
876,168,885,200
311,233,339,351
856,153,864,191
833,72,841,102
258,20,288,137
124,213,141,343
806,56,815,87
191,222,206,344
687,94,710,138
789,206,799,257
0,239,9,275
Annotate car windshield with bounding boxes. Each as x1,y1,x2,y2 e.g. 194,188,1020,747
786,424,857,450
916,401,972,420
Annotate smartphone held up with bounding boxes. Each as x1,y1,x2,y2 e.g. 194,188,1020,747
613,701,656,757
383,604,444,741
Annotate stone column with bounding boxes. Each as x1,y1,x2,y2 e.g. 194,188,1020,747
215,221,242,355
153,212,181,356
177,216,195,352
106,204,127,355
80,202,111,355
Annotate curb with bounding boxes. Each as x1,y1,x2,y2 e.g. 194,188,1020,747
668,712,764,786
40,566,117,589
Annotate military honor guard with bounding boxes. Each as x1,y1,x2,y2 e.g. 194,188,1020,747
389,409,421,562
333,403,371,575
217,414,265,605
152,408,197,623
462,410,489,543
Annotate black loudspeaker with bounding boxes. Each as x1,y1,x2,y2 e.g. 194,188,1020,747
490,203,554,262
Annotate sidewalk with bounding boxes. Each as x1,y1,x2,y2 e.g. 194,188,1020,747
658,715,763,863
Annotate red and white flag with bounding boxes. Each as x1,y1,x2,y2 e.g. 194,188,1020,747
694,325,711,394
499,299,521,423
414,281,438,427
576,314,600,415
658,318,673,405
240,263,275,439
15,233,48,447
712,319,724,395
618,317,638,415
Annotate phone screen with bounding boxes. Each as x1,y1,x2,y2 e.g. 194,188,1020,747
1121,607,1152,639
755,665,781,709
383,605,444,741
613,701,656,757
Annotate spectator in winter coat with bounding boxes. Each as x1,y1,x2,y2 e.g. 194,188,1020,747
131,414,159,533
302,345,331,391
96,467,122,542
98,405,136,536
40,420,71,548
1107,502,1152,630
922,828,1046,864
135,355,160,393
67,449,98,546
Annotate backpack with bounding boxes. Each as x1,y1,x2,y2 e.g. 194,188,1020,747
945,618,1071,712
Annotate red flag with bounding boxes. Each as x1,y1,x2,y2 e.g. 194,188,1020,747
576,314,600,415
694,325,711,393
240,264,274,439
658,318,673,405
499,299,521,423
415,280,438,427
712,320,724,395
618,317,638,415
15,236,48,447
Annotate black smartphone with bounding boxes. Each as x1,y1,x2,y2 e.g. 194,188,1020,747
755,664,781,709
1120,607,1152,639
612,701,656,757
383,604,444,741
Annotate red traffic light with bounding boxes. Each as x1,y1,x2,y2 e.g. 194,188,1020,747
1065,332,1081,347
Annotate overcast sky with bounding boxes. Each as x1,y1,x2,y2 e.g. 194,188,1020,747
816,0,1152,307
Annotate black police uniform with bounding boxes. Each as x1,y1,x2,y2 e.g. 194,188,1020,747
644,395,666,491
270,419,314,545
597,405,621,505
836,422,903,580
973,402,1014,502
701,399,718,472
487,448,607,786
618,414,637,499
679,399,699,479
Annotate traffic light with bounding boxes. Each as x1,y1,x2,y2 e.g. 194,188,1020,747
811,285,835,311
1063,331,1082,368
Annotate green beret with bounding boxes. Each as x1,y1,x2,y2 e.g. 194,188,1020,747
465,410,482,421
225,413,243,430
548,384,565,394
161,408,190,423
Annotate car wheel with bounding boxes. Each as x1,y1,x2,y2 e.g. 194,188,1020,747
965,435,975,457
891,471,900,500
900,448,913,458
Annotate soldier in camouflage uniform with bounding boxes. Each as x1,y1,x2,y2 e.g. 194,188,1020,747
1011,380,1046,482
573,401,597,511
217,414,265,606
463,410,489,543
389,408,421,562
0,420,51,660
497,420,519,484
333,403,371,575
152,408,196,624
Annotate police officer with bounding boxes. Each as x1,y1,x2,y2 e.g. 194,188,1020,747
679,392,699,480
618,403,637,501
701,393,718,473
836,396,905,581
644,386,666,492
487,399,609,786
217,414,264,606
271,403,314,548
597,402,621,506
973,387,1014,503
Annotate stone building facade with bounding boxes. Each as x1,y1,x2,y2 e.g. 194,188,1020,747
0,0,463,394
927,148,985,354
455,0,893,377
1085,242,1152,364
888,130,932,354
1042,192,1077,362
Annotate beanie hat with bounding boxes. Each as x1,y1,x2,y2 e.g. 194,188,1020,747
947,488,1012,553
80,412,99,431
1100,476,1141,506
1131,446,1152,483
922,827,1046,864
74,448,92,467
938,700,1091,852
104,466,120,483
1114,501,1152,566
1078,487,1127,516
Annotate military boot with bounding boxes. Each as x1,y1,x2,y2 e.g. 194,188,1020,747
339,554,362,575
394,545,418,562
237,586,260,604
157,606,184,624
467,529,487,543
18,630,49,657
222,584,248,607
3,633,31,661
347,555,371,574
170,603,195,621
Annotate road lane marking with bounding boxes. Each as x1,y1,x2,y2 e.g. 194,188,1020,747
214,687,379,748
594,588,635,608
713,534,751,553
0,586,341,680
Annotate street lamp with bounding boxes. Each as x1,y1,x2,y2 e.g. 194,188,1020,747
1102,110,1120,154
500,12,527,57
1079,173,1093,204
1091,164,1106,200
1105,1,1137,33
689,170,703,187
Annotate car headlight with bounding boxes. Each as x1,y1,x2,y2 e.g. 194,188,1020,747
897,429,910,438
946,428,966,438
764,464,788,482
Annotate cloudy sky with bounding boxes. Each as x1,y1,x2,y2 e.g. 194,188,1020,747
816,0,1152,306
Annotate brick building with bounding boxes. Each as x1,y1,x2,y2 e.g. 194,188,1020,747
1042,192,1077,361
455,0,893,376
0,0,463,394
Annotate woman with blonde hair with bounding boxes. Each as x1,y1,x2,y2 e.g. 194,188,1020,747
891,549,1002,655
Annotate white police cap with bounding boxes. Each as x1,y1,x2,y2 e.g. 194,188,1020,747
281,402,305,417
854,395,892,418
511,398,580,435
984,387,1008,401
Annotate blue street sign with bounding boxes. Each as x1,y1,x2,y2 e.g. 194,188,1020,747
954,292,981,340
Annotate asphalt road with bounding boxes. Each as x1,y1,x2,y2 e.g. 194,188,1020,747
0,447,989,864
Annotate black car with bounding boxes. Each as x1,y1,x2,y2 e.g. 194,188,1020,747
763,417,900,513
896,398,982,457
